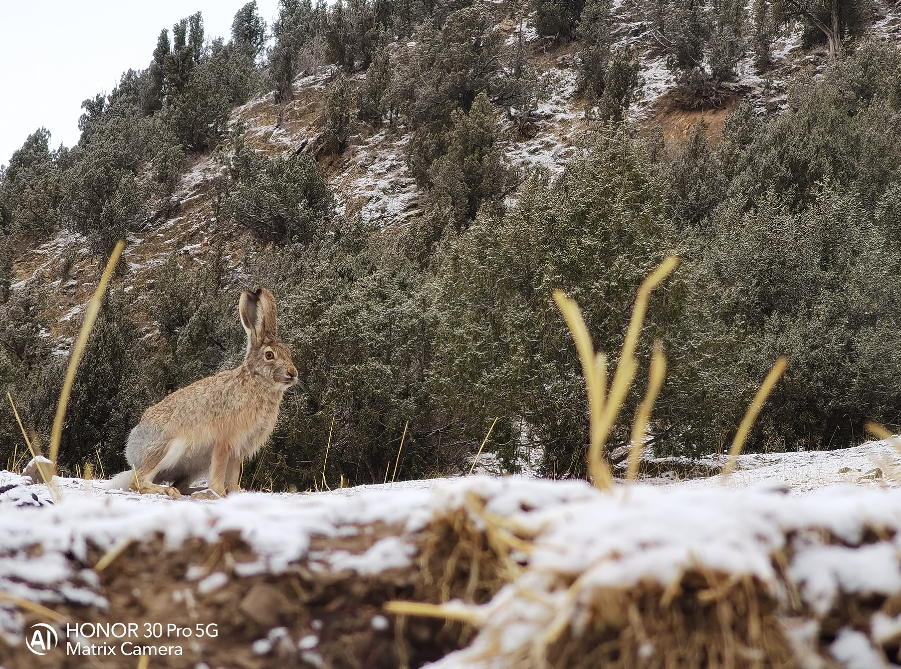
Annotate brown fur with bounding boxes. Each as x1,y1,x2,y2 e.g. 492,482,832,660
121,288,297,498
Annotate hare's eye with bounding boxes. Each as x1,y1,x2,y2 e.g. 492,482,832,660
265,351,274,360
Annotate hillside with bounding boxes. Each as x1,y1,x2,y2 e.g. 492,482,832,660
3,0,901,493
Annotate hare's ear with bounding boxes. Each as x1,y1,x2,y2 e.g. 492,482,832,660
239,288,278,345
256,288,278,337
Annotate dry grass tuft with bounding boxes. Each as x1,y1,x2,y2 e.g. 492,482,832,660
468,417,499,475
414,497,513,608
627,341,667,483
391,420,409,484
554,256,680,489
546,571,796,669
7,391,46,480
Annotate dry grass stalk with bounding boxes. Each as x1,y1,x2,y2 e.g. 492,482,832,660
554,256,680,490
722,356,788,478
49,239,124,476
0,592,68,623
553,292,613,488
384,601,483,624
95,537,134,573
94,447,106,479
469,417,499,475
391,420,409,483
137,655,149,669
865,421,901,455
322,414,334,489
7,391,49,483
627,341,667,483
862,422,901,484
464,492,528,579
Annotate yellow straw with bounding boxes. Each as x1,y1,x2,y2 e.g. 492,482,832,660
468,417,499,475
7,391,50,483
723,357,788,477
322,415,334,489
553,256,679,491
391,421,409,483
49,240,124,474
627,342,667,482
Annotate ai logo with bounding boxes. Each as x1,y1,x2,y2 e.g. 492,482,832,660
26,623,58,655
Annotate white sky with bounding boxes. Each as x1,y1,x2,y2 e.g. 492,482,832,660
0,1,280,168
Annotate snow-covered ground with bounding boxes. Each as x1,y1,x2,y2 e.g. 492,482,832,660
670,441,901,492
2,439,901,666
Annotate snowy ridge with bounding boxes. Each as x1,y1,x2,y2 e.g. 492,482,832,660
4,454,901,664
432,482,901,667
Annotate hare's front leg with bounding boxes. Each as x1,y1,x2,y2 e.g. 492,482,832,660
225,455,243,493
207,442,230,497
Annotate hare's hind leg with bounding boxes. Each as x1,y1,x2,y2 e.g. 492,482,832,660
171,475,200,496
130,435,186,499
132,466,182,498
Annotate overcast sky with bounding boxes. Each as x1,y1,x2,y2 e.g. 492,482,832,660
0,1,280,168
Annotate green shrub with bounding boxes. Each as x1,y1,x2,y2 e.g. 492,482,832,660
663,187,901,454
318,75,356,155
247,218,464,489
425,92,512,229
429,131,677,477
219,135,334,243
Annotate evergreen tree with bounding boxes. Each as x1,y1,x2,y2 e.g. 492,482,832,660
357,43,394,126
577,0,615,97
147,29,171,113
430,132,675,477
271,0,321,102
773,0,870,55
649,0,747,105
752,0,777,72
589,48,641,124
532,0,586,39
394,5,506,126
61,291,143,474
0,128,61,237
219,133,334,243
319,75,355,155
667,121,726,228
426,93,511,229
231,1,268,60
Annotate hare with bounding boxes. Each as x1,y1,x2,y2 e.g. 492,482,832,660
104,288,297,498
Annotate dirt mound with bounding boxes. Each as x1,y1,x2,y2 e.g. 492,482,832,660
1,512,505,669
4,475,901,668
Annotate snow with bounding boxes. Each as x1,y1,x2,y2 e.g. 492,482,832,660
197,572,228,594
326,536,416,574
665,441,901,492
792,542,901,615
336,131,421,225
504,67,582,179
830,629,884,669
298,634,318,649
4,441,901,665
872,611,901,644
428,478,901,667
